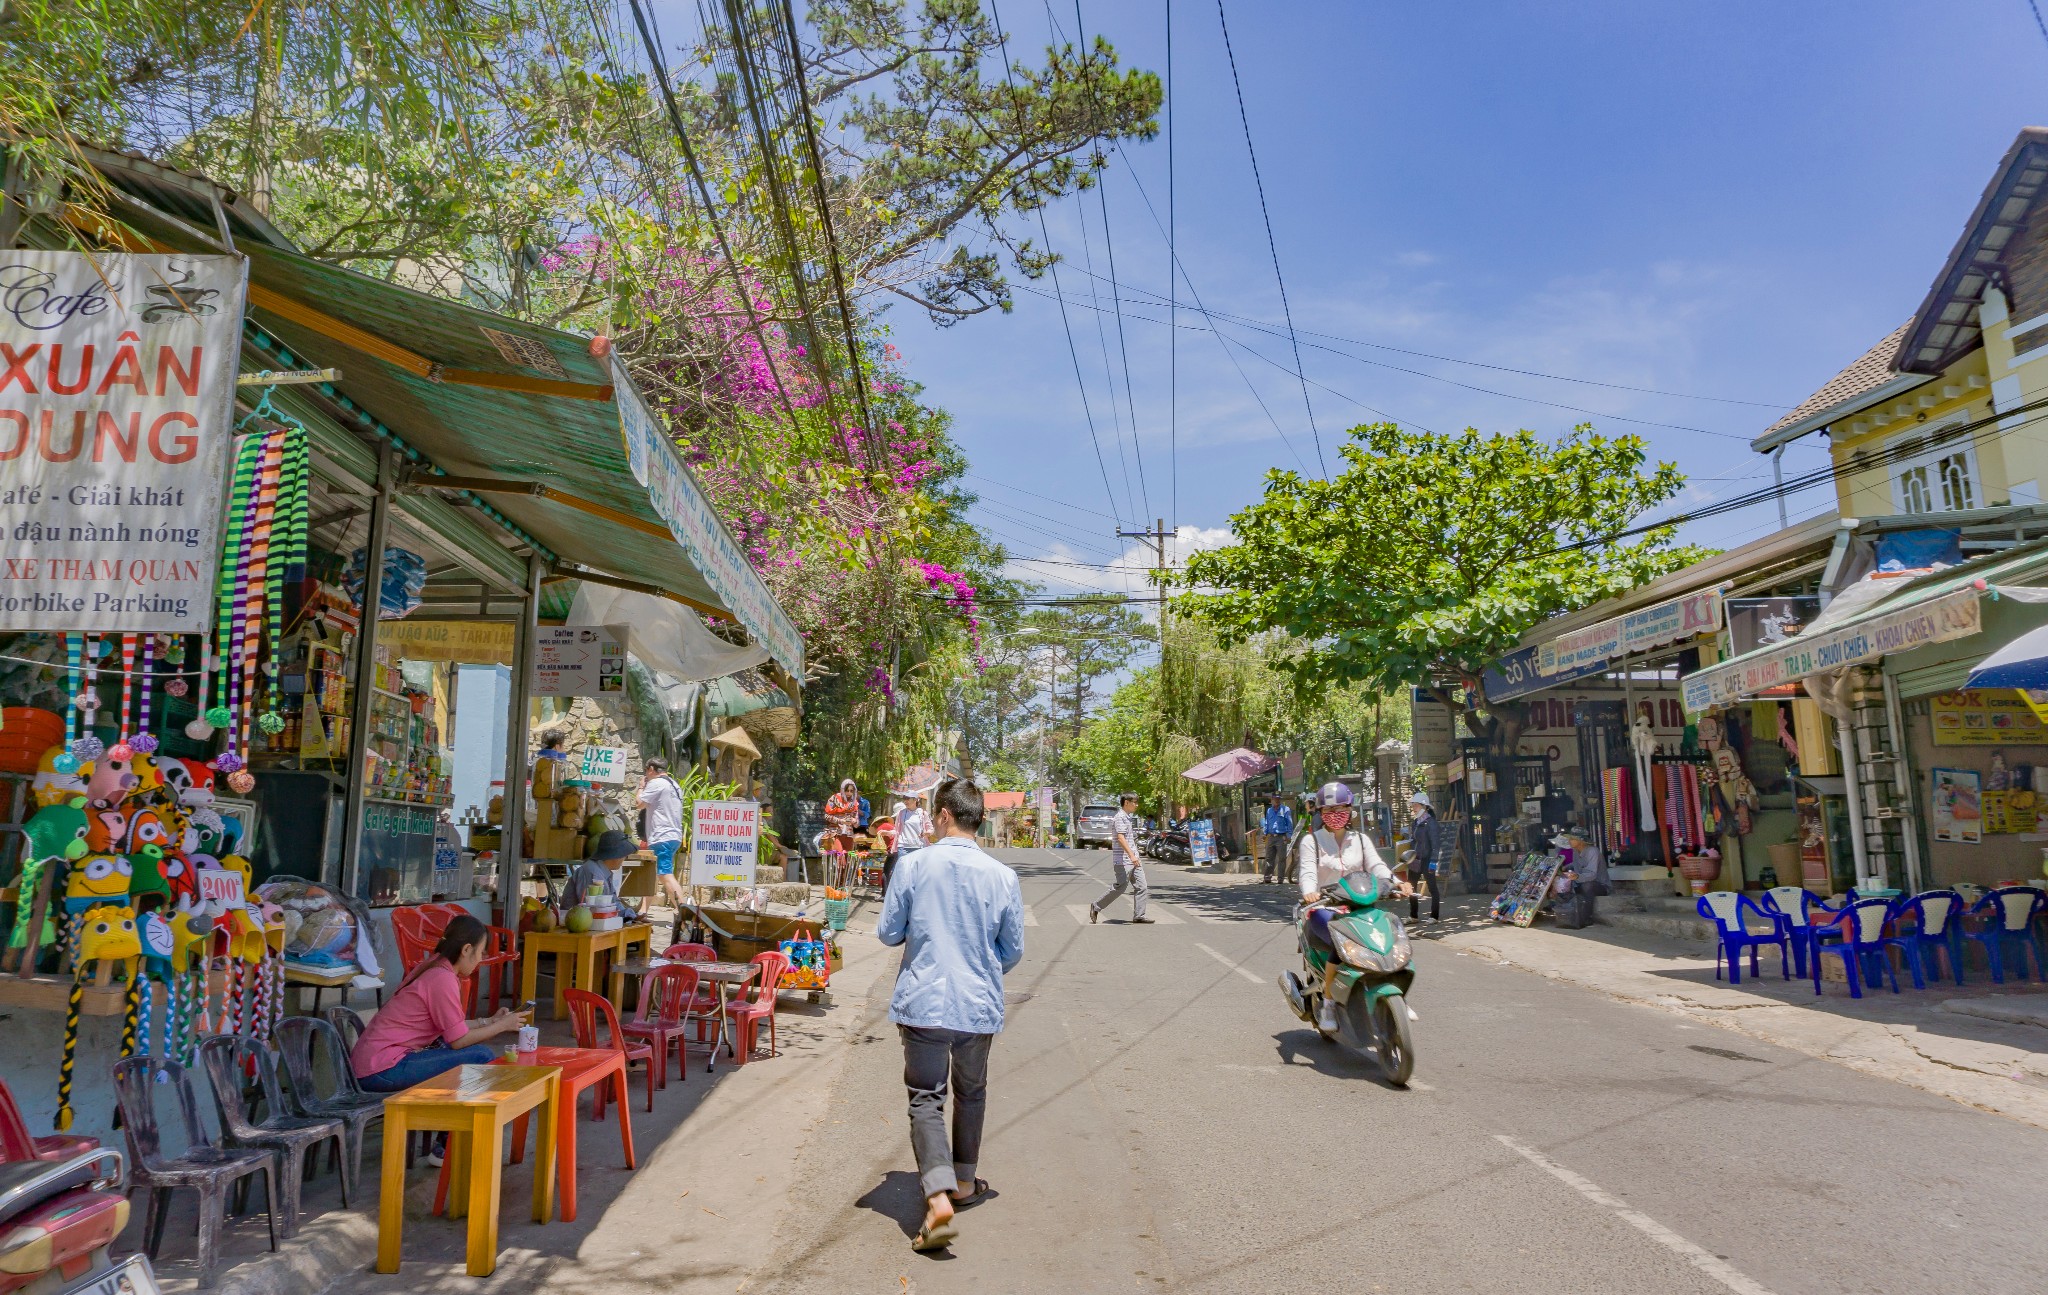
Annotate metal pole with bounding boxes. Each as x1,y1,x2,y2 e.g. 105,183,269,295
496,552,544,923
1879,670,1924,893
338,442,395,900
1772,448,1789,529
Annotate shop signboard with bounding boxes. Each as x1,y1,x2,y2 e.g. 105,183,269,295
1480,645,1607,703
578,744,627,783
1188,819,1217,866
1928,690,2048,744
531,624,627,696
356,799,438,904
1930,767,1982,844
689,798,760,887
1726,596,1821,658
1536,590,1722,677
380,619,516,664
614,363,804,677
1410,688,1456,764
1279,750,1305,793
0,251,248,633
1682,586,1982,712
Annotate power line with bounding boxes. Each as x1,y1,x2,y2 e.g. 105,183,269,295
1216,0,1325,476
2031,0,2048,49
987,0,1128,530
1166,0,1176,530
963,471,1123,520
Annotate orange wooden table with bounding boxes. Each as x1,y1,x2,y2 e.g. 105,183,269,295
520,924,654,1020
376,1064,560,1277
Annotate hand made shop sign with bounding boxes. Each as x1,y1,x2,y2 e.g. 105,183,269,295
689,799,760,888
0,252,247,633
1536,590,1723,678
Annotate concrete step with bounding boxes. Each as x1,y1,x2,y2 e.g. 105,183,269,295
1600,908,1716,943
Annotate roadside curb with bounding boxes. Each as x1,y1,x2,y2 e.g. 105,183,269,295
1433,915,2048,1132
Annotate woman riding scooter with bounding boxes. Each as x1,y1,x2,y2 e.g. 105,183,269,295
1296,781,1413,1035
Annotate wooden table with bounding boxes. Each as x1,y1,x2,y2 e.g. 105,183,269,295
376,1064,560,1277
520,923,654,1020
691,960,760,1073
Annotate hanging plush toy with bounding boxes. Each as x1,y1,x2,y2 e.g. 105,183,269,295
157,758,215,811
55,903,141,1130
7,799,90,962
134,905,212,1075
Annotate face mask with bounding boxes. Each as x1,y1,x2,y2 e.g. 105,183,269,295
1320,808,1351,834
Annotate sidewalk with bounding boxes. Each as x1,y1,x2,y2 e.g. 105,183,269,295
147,902,895,1295
1419,895,2048,1131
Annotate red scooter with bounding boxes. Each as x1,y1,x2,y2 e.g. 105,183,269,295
0,1148,151,1295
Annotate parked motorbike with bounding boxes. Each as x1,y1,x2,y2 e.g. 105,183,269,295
0,1148,144,1295
1278,874,1416,1085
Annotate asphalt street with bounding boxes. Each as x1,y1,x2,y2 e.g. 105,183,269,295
749,847,2048,1294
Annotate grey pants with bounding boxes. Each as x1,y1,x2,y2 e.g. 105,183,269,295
901,1025,994,1198
1091,857,1148,919
1263,837,1289,881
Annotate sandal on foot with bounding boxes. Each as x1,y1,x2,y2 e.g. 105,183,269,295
950,1179,996,1209
912,1217,958,1252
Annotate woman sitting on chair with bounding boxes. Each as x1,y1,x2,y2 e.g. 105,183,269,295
351,915,526,1096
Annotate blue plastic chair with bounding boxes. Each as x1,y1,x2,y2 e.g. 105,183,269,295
1695,891,1790,984
1810,898,1910,997
1963,886,2048,984
1759,886,1843,979
1894,890,1968,987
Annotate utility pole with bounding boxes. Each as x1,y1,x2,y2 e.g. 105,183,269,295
1120,519,1173,823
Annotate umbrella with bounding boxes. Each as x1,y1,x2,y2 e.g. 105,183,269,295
1964,623,2048,690
891,764,946,797
1181,747,1278,787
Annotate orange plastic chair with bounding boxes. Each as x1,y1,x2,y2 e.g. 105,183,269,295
566,988,657,1114
725,951,790,1064
425,904,518,1013
619,964,702,1088
432,1044,629,1226
392,924,482,1014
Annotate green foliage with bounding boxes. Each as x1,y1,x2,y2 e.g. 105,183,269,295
1177,423,1703,713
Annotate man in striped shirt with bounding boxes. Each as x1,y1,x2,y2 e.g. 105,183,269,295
1088,793,1152,924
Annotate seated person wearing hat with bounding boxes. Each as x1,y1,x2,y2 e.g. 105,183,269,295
561,829,642,920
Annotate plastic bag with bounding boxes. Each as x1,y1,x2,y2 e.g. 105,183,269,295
344,545,427,619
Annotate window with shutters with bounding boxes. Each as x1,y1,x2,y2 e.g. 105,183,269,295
1888,421,1978,515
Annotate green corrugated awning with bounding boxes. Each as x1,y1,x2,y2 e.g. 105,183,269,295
229,240,801,675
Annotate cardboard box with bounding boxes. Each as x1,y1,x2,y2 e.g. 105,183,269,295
534,799,558,829
533,826,582,860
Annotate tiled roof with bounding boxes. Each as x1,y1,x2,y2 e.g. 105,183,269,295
1759,321,1913,439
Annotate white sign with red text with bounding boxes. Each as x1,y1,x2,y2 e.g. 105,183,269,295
688,799,761,887
0,252,246,633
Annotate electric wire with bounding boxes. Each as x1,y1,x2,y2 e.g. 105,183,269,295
1215,0,1325,476
986,0,1129,530
963,471,1124,521
1165,0,1176,530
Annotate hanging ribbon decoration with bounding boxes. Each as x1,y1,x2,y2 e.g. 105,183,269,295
130,637,158,756
55,634,81,773
54,975,83,1131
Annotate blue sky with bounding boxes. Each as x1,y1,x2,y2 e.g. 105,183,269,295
859,0,2048,596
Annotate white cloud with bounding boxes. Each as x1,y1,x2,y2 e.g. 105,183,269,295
999,524,1236,622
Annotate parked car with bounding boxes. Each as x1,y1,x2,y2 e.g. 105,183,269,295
1075,803,1120,849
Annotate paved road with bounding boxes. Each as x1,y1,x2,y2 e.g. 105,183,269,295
751,848,2048,1294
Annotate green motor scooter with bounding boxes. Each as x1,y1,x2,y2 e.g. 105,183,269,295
1278,873,1416,1085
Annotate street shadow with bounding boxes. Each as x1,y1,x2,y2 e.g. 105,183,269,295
853,1172,957,1261
1271,1027,1413,1091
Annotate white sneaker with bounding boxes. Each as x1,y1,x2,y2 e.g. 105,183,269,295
1316,1000,1340,1033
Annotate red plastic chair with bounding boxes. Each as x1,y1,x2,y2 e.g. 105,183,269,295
566,988,656,1114
620,964,702,1088
660,942,717,961
435,1045,633,1226
391,923,483,1015
725,951,791,1064
0,1077,97,1163
421,903,518,1013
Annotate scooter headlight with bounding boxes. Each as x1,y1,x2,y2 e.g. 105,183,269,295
1331,930,1374,969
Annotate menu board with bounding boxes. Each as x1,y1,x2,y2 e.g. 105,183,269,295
532,624,627,696
1929,690,2048,745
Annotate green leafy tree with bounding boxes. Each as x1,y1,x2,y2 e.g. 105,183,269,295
1177,423,1702,739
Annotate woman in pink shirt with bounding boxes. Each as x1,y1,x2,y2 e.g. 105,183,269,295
351,915,524,1094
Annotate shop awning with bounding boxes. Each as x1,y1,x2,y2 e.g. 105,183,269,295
1181,748,1277,787
224,241,801,676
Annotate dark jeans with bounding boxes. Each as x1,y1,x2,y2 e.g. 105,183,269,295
357,1041,498,1093
899,1025,994,1198
1262,837,1288,881
1409,871,1441,922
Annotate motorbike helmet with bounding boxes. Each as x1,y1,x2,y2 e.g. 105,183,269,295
1314,781,1354,808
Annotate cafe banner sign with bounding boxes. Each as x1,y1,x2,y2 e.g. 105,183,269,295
0,252,247,633
379,619,515,664
1537,590,1723,677
614,361,804,677
1682,586,1982,713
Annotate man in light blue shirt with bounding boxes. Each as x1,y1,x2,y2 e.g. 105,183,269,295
876,777,1024,1252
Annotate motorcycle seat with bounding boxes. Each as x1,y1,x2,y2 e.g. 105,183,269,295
0,1154,109,1226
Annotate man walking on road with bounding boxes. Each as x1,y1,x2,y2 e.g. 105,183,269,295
1404,791,1442,923
1088,792,1152,924
877,778,1025,1253
636,758,686,938
1260,794,1294,884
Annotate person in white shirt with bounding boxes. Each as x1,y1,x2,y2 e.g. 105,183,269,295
887,794,931,890
636,757,687,927
1088,793,1151,924
1296,781,1411,1033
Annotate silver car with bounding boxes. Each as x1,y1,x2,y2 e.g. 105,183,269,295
1075,803,1120,848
